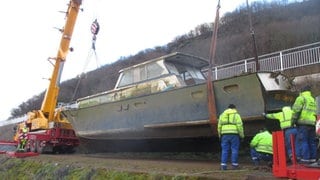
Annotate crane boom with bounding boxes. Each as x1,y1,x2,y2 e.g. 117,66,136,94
41,0,82,121
12,1,82,154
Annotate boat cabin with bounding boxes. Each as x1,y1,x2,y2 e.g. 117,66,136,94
115,52,208,89
76,52,209,108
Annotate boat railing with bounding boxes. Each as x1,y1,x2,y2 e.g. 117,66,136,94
205,41,320,80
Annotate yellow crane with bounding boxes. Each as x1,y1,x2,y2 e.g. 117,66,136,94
14,0,81,153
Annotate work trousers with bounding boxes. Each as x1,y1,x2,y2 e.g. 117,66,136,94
284,128,298,158
296,125,318,160
220,134,240,167
250,148,273,165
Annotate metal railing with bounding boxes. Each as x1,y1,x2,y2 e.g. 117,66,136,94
208,41,320,80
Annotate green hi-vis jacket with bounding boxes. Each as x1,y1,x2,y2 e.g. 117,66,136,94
266,106,293,129
292,91,317,126
217,108,244,138
250,130,273,154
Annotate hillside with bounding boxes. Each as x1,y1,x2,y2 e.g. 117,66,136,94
9,0,320,119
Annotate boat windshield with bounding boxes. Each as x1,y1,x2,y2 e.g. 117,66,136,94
166,62,206,85
115,53,208,89
117,61,167,88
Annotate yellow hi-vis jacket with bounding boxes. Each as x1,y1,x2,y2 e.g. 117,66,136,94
250,130,273,154
292,91,317,126
266,106,293,129
217,108,244,138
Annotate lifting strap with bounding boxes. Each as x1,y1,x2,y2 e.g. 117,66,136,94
70,19,100,102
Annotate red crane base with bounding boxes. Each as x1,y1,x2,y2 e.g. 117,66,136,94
6,151,39,158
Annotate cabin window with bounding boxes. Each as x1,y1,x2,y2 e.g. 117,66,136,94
139,61,166,81
187,67,205,80
176,65,205,85
182,71,195,85
139,66,146,81
147,62,164,79
166,62,179,75
165,62,206,85
118,69,134,87
118,61,167,87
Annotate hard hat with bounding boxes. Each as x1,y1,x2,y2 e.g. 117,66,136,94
301,85,311,92
228,104,236,109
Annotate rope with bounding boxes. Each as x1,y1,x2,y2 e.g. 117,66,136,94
69,19,100,102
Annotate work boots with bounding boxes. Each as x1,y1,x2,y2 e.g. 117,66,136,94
220,165,227,170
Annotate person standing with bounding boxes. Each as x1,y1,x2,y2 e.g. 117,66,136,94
292,85,318,163
17,125,28,152
250,129,273,166
217,104,244,170
264,106,297,161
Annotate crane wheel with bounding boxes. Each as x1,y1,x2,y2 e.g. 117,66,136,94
36,141,44,154
29,140,36,152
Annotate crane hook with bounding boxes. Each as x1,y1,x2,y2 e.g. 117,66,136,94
91,19,100,50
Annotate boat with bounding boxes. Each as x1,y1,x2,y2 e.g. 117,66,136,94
62,52,297,140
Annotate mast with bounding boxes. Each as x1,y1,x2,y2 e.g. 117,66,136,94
207,0,220,126
41,0,82,121
246,0,260,71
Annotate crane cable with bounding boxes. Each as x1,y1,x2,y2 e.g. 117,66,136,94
82,19,101,71
70,19,100,102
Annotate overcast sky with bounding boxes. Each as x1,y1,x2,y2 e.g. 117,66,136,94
0,0,266,121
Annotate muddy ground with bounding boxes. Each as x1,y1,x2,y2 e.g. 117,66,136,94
0,151,278,179
0,123,279,179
